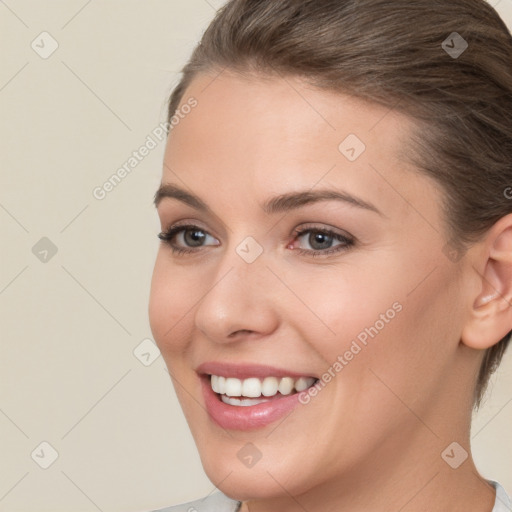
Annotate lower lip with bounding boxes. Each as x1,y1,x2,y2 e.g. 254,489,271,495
200,375,307,430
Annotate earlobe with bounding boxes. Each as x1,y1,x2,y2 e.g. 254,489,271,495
461,214,512,350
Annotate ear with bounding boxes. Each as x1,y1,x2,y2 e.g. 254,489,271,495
461,213,512,350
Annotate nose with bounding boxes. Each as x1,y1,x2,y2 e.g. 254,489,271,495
193,244,280,344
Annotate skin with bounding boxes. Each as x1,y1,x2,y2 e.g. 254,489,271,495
149,70,512,512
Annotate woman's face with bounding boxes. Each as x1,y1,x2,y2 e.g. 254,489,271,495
149,71,476,499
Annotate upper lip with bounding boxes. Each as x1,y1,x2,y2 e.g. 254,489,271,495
196,361,317,380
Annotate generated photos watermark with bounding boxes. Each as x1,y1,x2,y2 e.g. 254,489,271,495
92,97,198,200
298,301,403,404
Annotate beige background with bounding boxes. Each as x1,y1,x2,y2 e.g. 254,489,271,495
0,1,511,511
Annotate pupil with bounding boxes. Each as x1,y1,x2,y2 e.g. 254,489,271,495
185,229,205,247
310,232,332,250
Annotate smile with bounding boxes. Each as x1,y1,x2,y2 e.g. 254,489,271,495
196,362,319,430
210,375,317,406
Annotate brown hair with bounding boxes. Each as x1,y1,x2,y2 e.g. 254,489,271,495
166,0,512,408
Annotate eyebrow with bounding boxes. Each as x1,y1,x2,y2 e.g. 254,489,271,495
153,183,383,216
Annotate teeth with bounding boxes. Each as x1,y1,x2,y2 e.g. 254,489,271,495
242,377,261,398
261,376,279,396
225,377,242,397
278,377,294,395
221,395,271,406
211,375,220,393
295,377,313,392
210,374,316,398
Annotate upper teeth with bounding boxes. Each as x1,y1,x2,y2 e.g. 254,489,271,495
210,375,316,397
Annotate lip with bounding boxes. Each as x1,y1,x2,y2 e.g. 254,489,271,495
200,374,310,430
196,361,317,380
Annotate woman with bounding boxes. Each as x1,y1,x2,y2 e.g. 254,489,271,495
148,0,512,510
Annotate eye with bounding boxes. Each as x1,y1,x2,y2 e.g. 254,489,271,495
158,223,355,258
291,226,355,257
158,224,219,255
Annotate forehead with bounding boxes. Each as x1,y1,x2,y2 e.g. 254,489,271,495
162,70,441,227
171,70,411,155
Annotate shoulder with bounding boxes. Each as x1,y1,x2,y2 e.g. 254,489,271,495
148,491,241,512
147,481,511,512
489,480,512,512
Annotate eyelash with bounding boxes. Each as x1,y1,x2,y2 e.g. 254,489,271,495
157,224,355,258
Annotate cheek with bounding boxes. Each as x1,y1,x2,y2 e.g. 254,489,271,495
346,263,464,418
295,252,463,400
293,259,407,364
148,252,196,357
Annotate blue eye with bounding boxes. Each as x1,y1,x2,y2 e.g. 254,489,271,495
157,224,355,257
292,227,354,257
158,224,218,255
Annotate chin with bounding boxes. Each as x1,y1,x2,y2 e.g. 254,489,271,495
202,460,294,501
195,438,315,501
